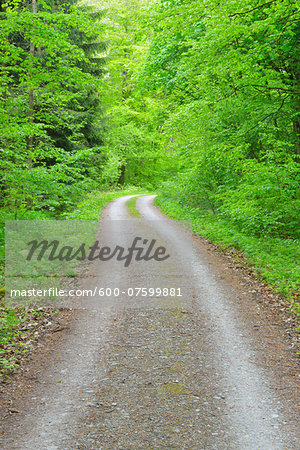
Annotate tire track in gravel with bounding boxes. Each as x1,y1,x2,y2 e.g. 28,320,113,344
0,194,299,449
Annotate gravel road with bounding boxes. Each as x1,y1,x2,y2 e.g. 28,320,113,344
0,195,299,449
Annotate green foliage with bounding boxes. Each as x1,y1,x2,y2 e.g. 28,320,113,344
218,161,300,238
0,0,107,216
97,0,171,188
155,194,300,313
139,0,300,240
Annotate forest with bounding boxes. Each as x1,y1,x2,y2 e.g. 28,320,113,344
0,0,299,365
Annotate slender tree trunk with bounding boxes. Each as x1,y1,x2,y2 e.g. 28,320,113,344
118,165,126,185
28,0,37,155
25,0,37,210
292,97,300,156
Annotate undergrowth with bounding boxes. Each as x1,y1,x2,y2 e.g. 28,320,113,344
155,196,300,317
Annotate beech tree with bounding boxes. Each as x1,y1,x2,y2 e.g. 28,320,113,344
139,0,300,238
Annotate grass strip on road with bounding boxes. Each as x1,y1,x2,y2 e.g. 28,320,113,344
64,187,147,220
126,195,142,218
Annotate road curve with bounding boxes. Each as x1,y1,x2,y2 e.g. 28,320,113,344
0,194,299,449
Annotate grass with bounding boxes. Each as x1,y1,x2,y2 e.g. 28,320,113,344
126,195,142,217
155,196,300,317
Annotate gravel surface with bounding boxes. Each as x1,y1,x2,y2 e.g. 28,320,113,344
0,195,299,449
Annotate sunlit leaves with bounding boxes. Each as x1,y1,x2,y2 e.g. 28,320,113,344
140,0,299,238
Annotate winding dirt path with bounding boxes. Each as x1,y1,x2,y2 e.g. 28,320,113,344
0,195,299,449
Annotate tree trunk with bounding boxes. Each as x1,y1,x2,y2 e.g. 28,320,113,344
292,98,300,156
118,165,126,185
28,0,37,155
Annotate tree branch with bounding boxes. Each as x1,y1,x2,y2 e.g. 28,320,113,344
247,95,289,132
241,84,299,94
229,0,278,18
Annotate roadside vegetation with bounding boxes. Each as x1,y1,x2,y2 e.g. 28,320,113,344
155,196,299,316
